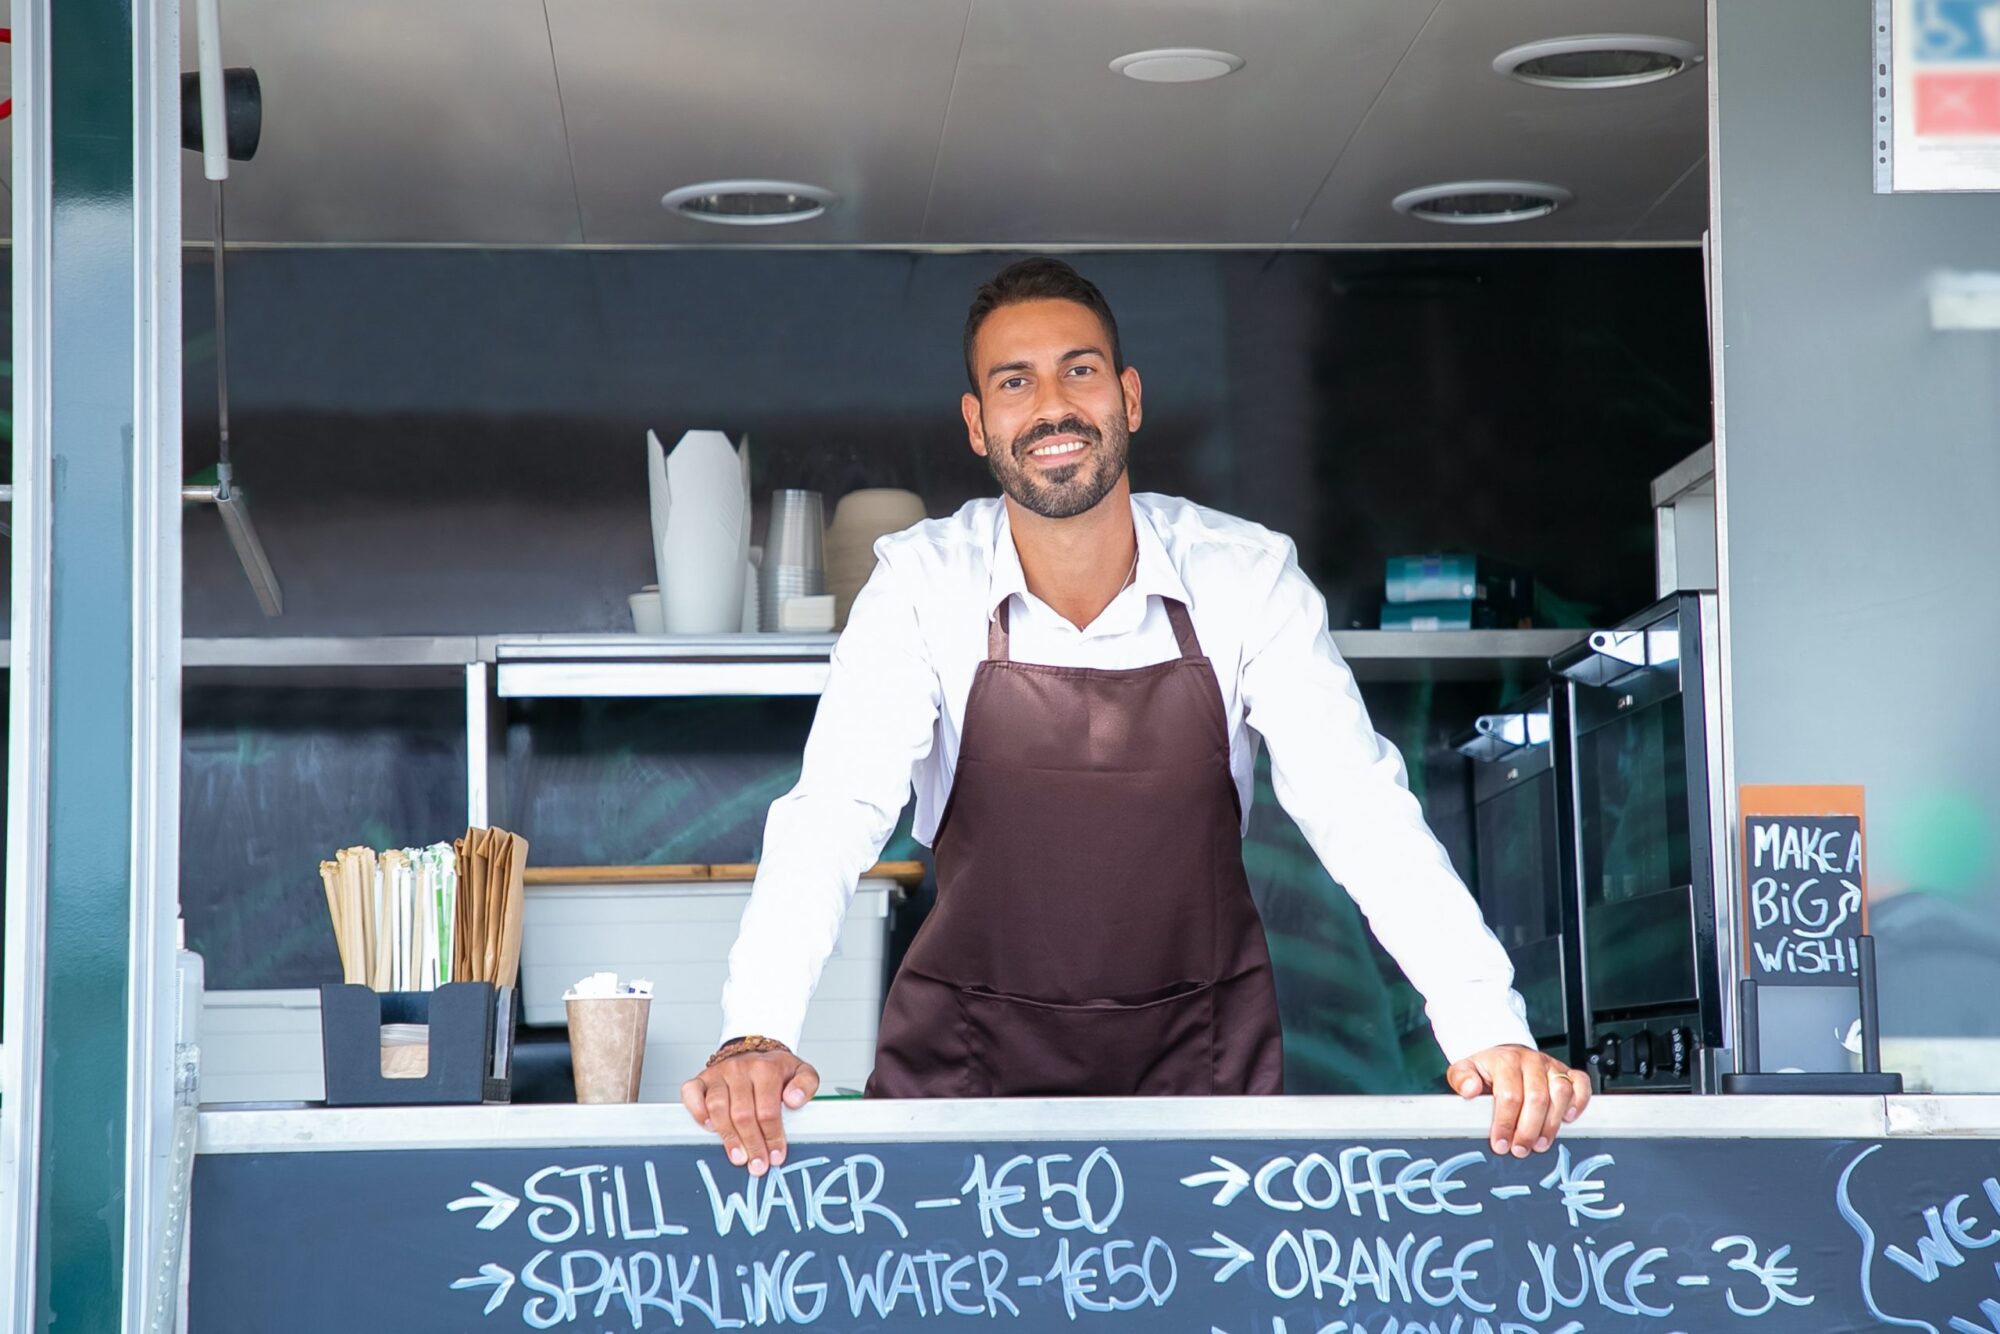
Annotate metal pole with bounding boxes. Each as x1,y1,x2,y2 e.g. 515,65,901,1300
213,181,231,476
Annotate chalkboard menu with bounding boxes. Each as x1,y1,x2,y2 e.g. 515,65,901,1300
191,1131,2000,1332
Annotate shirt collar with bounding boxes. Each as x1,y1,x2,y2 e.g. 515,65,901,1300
985,497,1192,630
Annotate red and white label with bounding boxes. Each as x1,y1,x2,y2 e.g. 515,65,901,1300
1915,71,2000,135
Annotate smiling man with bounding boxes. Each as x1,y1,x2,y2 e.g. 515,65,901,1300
682,257,1590,1174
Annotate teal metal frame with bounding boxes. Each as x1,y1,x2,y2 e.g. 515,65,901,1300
0,0,55,1316
1,0,183,1329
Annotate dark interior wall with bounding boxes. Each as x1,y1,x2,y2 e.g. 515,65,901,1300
170,245,1714,1092
180,248,1711,636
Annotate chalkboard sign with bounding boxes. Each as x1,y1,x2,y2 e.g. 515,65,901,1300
191,1131,2000,1332
1741,787,1869,983
1737,787,1877,1081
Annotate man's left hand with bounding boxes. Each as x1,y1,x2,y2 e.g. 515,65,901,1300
1446,1044,1592,1158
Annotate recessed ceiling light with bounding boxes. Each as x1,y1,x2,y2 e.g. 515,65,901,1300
1494,35,1703,89
1391,181,1573,225
661,180,836,226
1110,48,1245,84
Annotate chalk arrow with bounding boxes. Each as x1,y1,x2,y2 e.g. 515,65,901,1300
451,1264,516,1315
1180,1155,1251,1207
447,1181,520,1231
1191,1231,1255,1284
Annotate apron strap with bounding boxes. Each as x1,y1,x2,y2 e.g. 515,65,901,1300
1164,599,1203,660
988,599,1012,661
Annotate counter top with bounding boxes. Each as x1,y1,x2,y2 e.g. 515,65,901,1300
194,1092,2000,1155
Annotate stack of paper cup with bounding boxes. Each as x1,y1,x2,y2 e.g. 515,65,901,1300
564,973,653,1104
628,585,666,635
825,489,926,628
759,489,826,632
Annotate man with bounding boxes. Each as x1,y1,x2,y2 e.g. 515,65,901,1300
682,258,1591,1175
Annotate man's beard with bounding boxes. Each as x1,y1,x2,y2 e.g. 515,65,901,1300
984,411,1130,520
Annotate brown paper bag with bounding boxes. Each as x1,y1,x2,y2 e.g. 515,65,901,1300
498,830,529,989
463,830,489,983
452,836,472,981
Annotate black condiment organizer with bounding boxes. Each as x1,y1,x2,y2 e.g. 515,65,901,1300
319,981,516,1105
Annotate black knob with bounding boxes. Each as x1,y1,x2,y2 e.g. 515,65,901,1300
1596,1036,1622,1080
1632,1031,1654,1079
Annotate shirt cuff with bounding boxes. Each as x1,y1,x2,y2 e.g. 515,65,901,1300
715,1005,807,1054
1427,988,1539,1066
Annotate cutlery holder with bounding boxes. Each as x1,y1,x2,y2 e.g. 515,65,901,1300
319,981,514,1105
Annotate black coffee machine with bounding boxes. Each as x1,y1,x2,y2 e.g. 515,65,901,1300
1552,592,1730,1093
1453,685,1584,1070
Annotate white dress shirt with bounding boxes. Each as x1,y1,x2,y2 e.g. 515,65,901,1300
722,493,1534,1064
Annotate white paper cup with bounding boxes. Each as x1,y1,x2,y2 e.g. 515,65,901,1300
628,588,666,635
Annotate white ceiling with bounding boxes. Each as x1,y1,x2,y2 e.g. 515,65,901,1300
3,0,1710,247
1292,0,1708,244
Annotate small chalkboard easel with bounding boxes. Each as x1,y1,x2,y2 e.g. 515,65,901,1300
1721,785,1901,1094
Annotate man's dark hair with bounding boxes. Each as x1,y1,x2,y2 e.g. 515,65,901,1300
963,257,1124,394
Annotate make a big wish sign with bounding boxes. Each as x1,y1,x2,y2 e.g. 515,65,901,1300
1741,786,1867,982
1730,785,1899,1088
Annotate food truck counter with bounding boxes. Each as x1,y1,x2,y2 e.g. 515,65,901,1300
188,1095,2000,1333
198,1092,1922,1152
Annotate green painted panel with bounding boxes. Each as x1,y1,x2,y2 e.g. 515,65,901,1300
38,0,139,1323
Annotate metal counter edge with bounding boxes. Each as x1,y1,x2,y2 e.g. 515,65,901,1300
192,1094,1913,1155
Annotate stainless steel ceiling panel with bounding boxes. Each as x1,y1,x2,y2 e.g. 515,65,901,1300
923,0,1438,246
1624,154,1710,242
547,0,972,245
1293,0,1710,244
180,0,580,244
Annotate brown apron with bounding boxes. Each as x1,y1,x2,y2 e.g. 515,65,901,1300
867,596,1285,1098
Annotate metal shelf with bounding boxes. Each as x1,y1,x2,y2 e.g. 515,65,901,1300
489,633,839,661
491,628,1588,695
181,636,479,688
160,629,1587,693
1331,629,1589,683
492,634,837,698
184,636,480,667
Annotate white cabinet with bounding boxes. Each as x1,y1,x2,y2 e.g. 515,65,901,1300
521,874,899,1099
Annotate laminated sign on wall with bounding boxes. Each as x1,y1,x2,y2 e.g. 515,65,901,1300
1877,0,2000,190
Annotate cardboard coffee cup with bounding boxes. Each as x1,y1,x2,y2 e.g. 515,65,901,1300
565,994,652,1103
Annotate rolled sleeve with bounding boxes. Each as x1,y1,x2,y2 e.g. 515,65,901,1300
1238,541,1536,1065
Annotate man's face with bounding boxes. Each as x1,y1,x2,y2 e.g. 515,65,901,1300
961,299,1143,520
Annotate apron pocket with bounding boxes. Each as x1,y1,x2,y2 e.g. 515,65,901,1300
958,981,1216,1098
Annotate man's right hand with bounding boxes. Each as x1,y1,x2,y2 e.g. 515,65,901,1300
680,1051,821,1176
